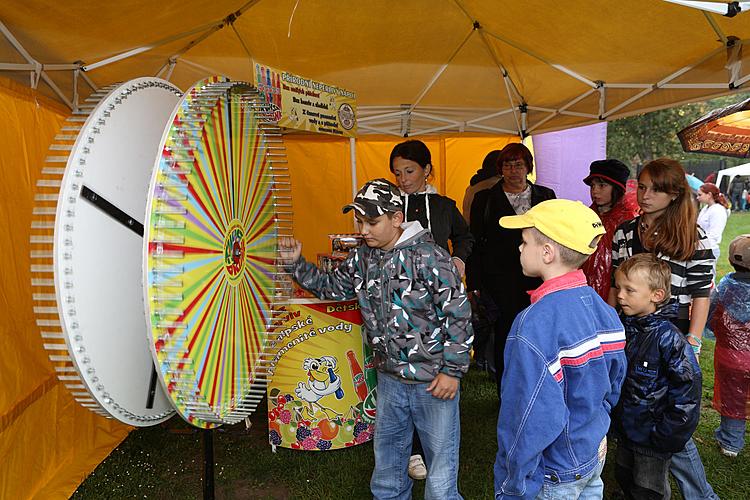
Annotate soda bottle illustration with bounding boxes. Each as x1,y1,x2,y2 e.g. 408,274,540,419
361,343,377,422
346,349,368,402
328,366,344,399
363,343,377,391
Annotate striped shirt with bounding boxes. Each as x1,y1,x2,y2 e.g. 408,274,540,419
611,217,715,320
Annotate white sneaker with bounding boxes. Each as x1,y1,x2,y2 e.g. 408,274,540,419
408,454,428,480
719,445,738,458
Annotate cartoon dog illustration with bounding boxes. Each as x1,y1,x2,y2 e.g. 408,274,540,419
295,356,343,420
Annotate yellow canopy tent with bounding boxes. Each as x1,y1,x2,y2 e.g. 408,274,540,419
2,1,750,497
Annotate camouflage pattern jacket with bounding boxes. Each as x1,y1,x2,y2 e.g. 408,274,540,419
291,222,473,382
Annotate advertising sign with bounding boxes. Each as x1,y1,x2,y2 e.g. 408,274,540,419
254,63,357,137
266,299,376,451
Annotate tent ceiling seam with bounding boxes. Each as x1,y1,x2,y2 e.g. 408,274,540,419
177,58,228,78
477,29,523,135
482,27,597,88
81,0,262,72
81,23,221,72
408,25,475,112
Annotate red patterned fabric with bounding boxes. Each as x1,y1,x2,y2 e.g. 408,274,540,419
581,193,639,300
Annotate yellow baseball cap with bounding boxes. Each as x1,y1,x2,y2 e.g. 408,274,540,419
499,199,605,255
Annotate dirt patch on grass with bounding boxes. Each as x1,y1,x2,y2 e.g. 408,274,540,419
216,479,290,499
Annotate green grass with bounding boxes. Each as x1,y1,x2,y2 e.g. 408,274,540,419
74,343,749,499
716,211,750,282
73,214,750,499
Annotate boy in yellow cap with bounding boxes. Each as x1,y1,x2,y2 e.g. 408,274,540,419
493,199,627,499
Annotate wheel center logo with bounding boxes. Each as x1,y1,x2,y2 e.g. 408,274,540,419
224,220,245,284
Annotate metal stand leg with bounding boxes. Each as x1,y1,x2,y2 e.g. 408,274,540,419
203,428,214,500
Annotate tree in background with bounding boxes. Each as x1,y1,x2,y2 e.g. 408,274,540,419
607,93,750,176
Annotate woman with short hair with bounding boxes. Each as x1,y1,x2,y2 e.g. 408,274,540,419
466,143,556,400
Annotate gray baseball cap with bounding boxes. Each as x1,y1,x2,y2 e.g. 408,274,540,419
729,234,750,268
342,178,403,218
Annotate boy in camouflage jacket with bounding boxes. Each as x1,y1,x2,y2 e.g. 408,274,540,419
280,178,472,500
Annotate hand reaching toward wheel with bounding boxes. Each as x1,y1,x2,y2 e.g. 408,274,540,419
279,236,302,264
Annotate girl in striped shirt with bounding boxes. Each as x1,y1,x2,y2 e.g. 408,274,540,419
609,158,718,500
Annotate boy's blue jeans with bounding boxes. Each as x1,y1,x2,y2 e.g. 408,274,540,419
537,456,605,500
370,373,462,500
715,416,746,453
670,438,719,499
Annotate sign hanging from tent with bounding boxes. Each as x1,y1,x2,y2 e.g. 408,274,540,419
254,63,357,138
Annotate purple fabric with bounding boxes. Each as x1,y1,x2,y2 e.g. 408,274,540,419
533,122,608,204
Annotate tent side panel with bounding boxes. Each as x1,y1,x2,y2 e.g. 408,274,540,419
0,78,130,499
284,135,356,259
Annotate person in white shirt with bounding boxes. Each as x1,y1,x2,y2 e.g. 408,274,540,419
697,182,729,264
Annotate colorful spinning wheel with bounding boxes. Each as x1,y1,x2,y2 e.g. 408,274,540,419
144,77,292,428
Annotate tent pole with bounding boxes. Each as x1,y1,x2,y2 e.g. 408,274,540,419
164,60,177,82
359,124,403,136
482,28,598,88
409,27,475,113
349,137,358,231
202,429,215,500
72,68,79,112
702,11,728,44
80,71,98,93
527,88,596,133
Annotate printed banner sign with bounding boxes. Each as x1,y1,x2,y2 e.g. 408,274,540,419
266,299,376,451
254,63,357,138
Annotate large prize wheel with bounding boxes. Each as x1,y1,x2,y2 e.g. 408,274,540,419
143,77,291,428
30,78,181,425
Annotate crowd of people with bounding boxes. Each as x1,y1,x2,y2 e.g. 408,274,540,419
278,140,749,500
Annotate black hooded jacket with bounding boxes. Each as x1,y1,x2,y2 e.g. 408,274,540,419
612,302,702,456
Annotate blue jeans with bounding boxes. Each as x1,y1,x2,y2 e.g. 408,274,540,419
669,438,719,499
536,456,605,499
370,373,462,500
715,416,746,453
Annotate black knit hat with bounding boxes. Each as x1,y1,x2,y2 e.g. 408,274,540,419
583,159,630,191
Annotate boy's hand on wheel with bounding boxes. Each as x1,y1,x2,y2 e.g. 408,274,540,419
278,236,302,264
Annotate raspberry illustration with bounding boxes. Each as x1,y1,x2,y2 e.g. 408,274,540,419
353,421,369,438
301,437,318,450
279,409,292,424
355,431,371,444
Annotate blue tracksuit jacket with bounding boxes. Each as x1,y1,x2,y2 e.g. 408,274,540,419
494,271,627,499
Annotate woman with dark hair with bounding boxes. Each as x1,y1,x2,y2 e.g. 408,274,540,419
580,159,639,300
697,182,729,264
389,139,473,277
466,142,556,400
388,139,473,481
609,158,718,500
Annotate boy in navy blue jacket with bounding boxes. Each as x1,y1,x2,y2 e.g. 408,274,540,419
494,199,627,499
612,254,702,499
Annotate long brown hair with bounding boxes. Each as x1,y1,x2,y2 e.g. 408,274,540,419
638,158,697,261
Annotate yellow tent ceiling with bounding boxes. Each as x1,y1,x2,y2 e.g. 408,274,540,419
2,0,750,135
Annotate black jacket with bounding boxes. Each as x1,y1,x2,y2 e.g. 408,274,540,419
402,191,474,263
465,179,555,291
612,302,702,456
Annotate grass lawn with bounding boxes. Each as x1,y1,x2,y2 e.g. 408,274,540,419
73,213,750,499
74,343,749,499
716,211,750,282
